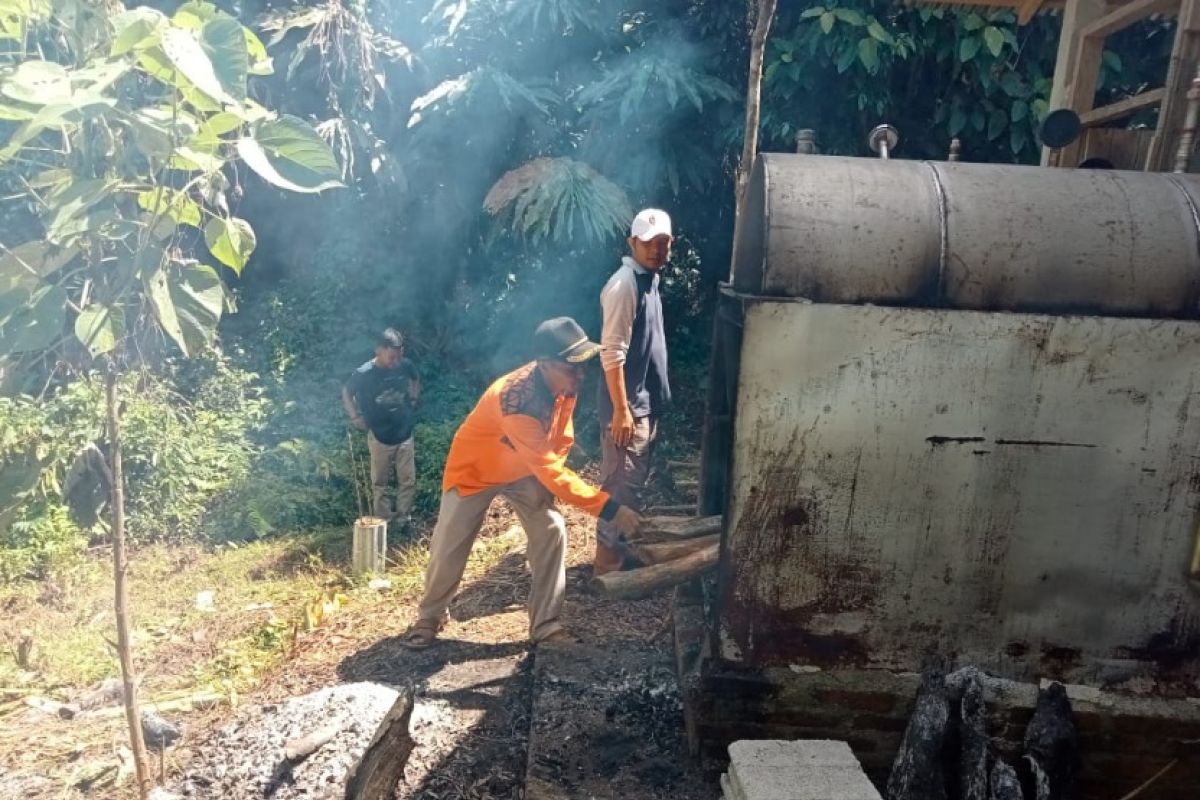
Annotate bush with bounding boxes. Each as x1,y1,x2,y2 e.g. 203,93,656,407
0,356,266,579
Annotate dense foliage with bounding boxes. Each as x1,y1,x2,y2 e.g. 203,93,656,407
0,0,1175,578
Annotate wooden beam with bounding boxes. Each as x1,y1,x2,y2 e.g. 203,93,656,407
1149,0,1200,169
1018,0,1046,25
1080,0,1180,41
1079,87,1166,124
1043,0,1108,165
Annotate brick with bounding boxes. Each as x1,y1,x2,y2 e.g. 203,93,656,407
814,690,897,714
728,764,883,800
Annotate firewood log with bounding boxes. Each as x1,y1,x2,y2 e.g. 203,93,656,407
343,687,415,800
631,515,721,543
632,534,719,565
590,543,719,600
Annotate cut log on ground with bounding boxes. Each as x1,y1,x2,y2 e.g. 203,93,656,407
590,543,719,600
284,723,343,763
633,515,721,543
343,687,415,800
633,534,719,565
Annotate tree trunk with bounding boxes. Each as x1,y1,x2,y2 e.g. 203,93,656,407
106,365,152,798
590,543,720,600
734,0,780,215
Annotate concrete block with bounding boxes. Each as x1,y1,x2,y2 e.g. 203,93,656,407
728,763,882,800
728,739,858,768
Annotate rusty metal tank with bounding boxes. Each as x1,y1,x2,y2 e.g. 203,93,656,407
699,154,1200,710
731,155,1200,317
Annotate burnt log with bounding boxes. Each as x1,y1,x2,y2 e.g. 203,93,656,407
632,534,719,565
590,543,719,600
960,674,990,800
1023,682,1080,800
990,758,1024,800
343,688,415,800
886,668,949,800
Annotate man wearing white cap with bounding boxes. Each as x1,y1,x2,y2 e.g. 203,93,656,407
594,209,673,575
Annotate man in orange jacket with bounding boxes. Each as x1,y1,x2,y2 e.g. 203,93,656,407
401,317,641,648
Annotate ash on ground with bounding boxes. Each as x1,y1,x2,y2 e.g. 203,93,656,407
174,682,401,800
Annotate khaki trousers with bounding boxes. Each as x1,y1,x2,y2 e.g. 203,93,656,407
368,432,416,521
595,415,657,574
416,476,567,641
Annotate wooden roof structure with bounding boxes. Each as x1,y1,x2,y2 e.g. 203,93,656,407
911,0,1200,170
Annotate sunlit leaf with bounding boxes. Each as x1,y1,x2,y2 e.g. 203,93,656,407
161,26,232,104
238,115,342,193
858,38,879,73
74,304,123,356
820,11,834,34
983,26,1004,58
111,7,166,55
204,216,256,274
146,262,224,355
201,15,248,101
137,187,203,229
0,284,65,354
43,179,117,244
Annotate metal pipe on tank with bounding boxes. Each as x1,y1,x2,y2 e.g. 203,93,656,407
796,129,819,154
948,138,962,162
868,124,899,159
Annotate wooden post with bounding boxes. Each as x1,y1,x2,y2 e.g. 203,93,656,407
1150,0,1200,170
1173,66,1200,171
734,0,780,214
1042,0,1107,166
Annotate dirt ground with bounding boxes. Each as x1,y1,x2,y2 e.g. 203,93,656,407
1,482,717,799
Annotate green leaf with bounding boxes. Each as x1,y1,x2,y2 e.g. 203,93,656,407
0,241,77,291
0,100,35,120
858,38,879,73
74,304,123,356
987,108,1008,141
867,20,892,44
1031,97,1049,121
959,37,981,63
173,0,219,30
238,115,342,194
1102,50,1122,73
1011,124,1029,155
820,11,835,34
204,216,255,274
137,187,203,229
1011,98,1028,123
833,8,865,26
961,13,986,31
43,179,116,244
971,108,985,132
0,284,65,354
949,106,967,136
111,7,166,55
836,43,856,74
800,6,825,19
172,264,225,355
983,26,1004,58
1,60,71,104
1000,71,1025,98
201,15,248,101
244,28,273,76
161,26,232,104
170,145,224,172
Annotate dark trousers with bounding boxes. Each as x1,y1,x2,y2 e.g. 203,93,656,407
594,415,657,574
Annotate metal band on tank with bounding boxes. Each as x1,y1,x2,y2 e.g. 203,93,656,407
1165,174,1200,315
922,161,950,304
759,157,772,294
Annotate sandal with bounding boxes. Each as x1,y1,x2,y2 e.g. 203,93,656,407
537,628,581,646
399,619,442,649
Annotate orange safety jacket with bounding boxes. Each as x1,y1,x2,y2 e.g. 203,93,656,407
442,362,619,520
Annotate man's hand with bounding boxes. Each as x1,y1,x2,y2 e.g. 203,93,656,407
610,405,636,448
612,505,641,537
351,416,367,431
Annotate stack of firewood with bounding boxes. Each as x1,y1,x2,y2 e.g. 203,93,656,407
590,515,721,600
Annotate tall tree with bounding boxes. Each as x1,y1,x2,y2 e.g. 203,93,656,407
0,2,340,795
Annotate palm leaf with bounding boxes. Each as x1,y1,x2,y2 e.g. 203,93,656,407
483,157,631,245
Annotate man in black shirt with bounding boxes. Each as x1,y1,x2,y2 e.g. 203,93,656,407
343,329,421,523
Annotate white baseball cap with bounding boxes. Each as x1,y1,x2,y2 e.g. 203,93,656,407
630,208,672,241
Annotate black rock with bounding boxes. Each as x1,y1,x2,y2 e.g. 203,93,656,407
141,710,182,750
960,673,990,800
990,758,1024,800
1023,682,1080,800
887,668,950,800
